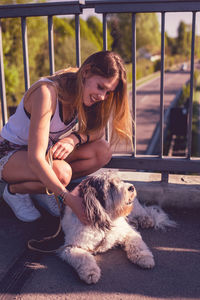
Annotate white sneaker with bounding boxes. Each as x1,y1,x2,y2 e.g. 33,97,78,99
3,185,41,222
32,194,60,217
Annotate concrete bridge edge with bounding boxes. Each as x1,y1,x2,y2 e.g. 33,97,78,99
0,170,200,208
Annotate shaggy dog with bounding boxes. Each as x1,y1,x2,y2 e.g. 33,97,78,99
58,171,175,284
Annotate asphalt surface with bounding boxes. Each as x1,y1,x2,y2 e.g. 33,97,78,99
135,70,190,155
0,188,200,300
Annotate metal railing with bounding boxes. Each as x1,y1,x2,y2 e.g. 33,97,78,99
0,0,200,178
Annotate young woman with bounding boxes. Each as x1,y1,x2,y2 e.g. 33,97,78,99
0,51,132,223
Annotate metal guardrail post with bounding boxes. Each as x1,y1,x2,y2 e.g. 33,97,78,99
48,15,55,75
103,13,110,141
103,13,107,51
132,13,136,156
159,12,165,157
75,14,81,68
21,16,30,91
0,18,7,125
187,11,196,159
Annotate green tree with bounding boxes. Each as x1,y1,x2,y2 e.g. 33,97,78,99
0,8,113,109
87,16,113,50
1,18,24,106
108,13,161,62
176,21,191,56
70,17,102,63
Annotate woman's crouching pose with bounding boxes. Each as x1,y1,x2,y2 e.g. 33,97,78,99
0,51,132,223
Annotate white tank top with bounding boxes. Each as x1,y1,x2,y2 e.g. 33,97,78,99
1,78,79,149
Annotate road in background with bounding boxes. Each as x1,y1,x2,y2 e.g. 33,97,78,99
134,70,191,155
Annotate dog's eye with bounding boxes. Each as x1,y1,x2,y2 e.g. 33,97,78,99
128,185,134,192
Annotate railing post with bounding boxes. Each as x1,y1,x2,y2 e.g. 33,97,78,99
103,13,110,141
132,13,136,156
21,17,30,91
159,12,165,157
75,14,81,68
161,171,169,183
0,18,7,126
103,13,107,51
48,16,55,75
187,11,196,158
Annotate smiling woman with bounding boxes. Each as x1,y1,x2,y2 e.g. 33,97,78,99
82,75,119,106
0,50,133,224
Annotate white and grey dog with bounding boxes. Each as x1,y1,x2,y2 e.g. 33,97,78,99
58,171,175,284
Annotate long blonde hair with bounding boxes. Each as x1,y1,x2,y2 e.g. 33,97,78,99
47,51,133,145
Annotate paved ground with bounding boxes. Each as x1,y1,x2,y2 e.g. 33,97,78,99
135,70,190,155
0,185,200,300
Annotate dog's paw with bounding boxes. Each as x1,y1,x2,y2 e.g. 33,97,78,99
137,250,155,269
138,216,155,229
128,217,139,229
79,265,101,284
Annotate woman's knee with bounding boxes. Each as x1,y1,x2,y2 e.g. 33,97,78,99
94,139,112,167
53,160,72,186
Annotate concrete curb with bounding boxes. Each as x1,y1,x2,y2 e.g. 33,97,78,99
1,171,200,209
119,171,200,208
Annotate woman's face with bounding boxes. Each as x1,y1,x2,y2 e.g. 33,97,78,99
82,73,119,107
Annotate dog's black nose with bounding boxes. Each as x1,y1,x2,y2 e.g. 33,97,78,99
128,185,135,192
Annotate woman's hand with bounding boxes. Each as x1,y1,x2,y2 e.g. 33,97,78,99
52,137,75,160
66,185,89,225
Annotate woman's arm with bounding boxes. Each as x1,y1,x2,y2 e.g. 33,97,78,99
27,84,88,224
28,84,64,195
51,129,105,160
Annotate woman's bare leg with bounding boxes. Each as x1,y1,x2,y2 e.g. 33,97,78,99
2,151,72,194
67,138,112,179
2,138,112,194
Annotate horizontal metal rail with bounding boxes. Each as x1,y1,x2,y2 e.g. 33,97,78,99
0,0,200,176
0,1,84,18
106,156,200,173
1,0,200,18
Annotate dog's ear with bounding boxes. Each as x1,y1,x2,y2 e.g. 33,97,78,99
82,185,112,231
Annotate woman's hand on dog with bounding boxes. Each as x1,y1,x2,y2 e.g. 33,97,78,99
66,185,89,225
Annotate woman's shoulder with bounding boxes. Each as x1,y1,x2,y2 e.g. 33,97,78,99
24,78,58,114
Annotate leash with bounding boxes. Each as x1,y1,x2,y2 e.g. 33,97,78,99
27,148,63,253
27,147,108,254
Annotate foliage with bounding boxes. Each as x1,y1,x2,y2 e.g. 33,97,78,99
1,18,24,106
108,13,161,63
1,14,113,109
86,16,113,50
1,1,200,111
176,21,192,56
178,70,199,106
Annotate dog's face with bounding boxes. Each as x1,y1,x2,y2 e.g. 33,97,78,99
79,171,137,230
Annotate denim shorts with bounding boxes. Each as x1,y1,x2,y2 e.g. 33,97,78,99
0,137,27,182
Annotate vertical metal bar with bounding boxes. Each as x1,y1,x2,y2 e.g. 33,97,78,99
0,19,7,125
75,14,81,67
132,13,136,156
21,17,30,91
103,13,110,141
159,12,165,158
48,16,55,75
103,13,107,51
161,171,169,183
187,11,196,158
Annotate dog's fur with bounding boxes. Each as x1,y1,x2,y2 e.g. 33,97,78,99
58,171,175,284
